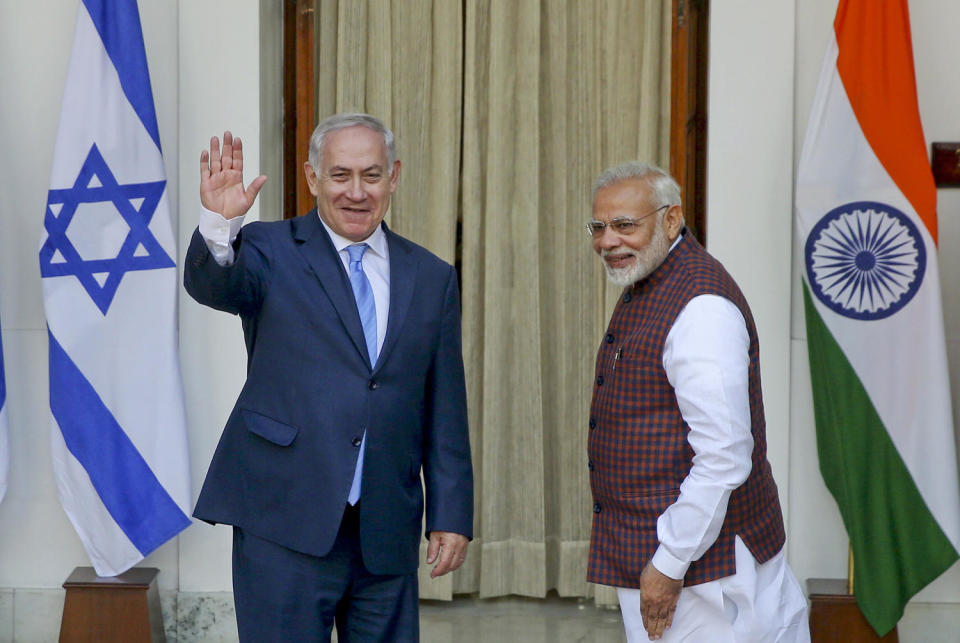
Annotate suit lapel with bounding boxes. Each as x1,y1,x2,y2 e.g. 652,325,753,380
292,212,371,366
375,225,419,373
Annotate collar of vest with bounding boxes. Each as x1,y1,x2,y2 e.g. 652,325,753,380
626,227,701,293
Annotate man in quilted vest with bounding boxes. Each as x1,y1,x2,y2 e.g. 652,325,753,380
586,162,809,642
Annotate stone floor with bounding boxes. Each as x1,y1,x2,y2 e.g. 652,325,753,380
2,588,627,642
419,595,626,643
326,594,627,643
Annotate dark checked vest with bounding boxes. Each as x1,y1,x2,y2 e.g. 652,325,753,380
586,233,785,588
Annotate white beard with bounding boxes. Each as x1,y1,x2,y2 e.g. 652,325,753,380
600,224,671,288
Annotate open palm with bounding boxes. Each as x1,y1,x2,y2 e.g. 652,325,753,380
200,131,267,219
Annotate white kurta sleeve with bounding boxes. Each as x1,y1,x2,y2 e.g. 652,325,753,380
649,294,754,580
198,206,245,266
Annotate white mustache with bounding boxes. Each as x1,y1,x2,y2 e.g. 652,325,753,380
601,248,639,262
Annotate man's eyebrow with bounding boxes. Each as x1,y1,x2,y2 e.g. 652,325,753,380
327,164,385,173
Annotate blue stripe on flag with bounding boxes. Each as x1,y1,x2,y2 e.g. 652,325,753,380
0,319,5,409
48,330,189,556
81,0,162,151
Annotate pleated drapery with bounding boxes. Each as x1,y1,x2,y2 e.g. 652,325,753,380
315,0,463,263
313,0,671,605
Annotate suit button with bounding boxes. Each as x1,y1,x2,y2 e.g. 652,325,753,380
596,375,604,386
352,437,362,447
593,503,602,513
623,292,632,303
605,333,615,344
589,417,596,429
368,380,378,390
588,461,595,471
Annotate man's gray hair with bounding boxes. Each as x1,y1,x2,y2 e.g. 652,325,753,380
307,112,397,170
593,161,682,209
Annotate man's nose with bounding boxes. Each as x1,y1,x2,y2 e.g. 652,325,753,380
345,176,366,200
594,227,621,251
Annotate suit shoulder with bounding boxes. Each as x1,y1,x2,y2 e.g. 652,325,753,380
388,230,455,274
239,218,294,238
234,217,300,251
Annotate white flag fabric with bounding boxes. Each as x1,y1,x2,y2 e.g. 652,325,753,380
39,0,191,576
0,318,8,505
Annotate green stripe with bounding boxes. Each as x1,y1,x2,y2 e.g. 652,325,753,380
803,284,958,636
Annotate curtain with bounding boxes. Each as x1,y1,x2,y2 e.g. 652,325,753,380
315,0,463,262
314,0,671,605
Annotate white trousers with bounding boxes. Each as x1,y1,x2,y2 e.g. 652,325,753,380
618,537,810,643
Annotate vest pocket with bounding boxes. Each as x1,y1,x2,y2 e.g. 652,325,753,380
618,488,679,518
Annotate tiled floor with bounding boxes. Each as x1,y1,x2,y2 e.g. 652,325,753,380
419,595,627,643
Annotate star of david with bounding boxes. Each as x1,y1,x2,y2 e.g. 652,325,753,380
40,143,174,315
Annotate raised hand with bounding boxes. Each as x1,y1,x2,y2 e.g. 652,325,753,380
200,131,267,219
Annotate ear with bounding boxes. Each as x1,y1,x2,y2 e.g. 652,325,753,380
663,204,685,241
388,160,401,193
303,162,320,197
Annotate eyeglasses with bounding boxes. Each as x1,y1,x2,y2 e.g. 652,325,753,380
584,205,669,238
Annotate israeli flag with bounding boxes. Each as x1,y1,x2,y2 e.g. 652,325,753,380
0,319,8,506
39,0,191,576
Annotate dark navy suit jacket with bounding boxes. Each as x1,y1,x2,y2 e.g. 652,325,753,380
184,211,473,575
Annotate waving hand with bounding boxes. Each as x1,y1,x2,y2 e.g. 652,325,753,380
200,131,267,219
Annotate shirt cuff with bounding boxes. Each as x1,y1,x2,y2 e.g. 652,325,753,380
199,206,243,242
651,544,690,581
198,207,244,266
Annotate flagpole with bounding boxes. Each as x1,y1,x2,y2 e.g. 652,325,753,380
848,544,854,595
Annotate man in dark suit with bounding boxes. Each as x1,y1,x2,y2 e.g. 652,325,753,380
184,113,473,642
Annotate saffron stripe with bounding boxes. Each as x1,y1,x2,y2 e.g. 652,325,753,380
48,330,189,556
81,0,162,151
834,0,937,241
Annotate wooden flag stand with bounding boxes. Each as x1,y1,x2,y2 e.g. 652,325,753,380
807,549,898,642
59,567,165,642
808,579,899,642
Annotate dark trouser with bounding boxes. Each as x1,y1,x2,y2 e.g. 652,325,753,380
232,504,419,642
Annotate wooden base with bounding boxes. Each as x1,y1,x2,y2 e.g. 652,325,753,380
808,579,898,643
59,567,165,643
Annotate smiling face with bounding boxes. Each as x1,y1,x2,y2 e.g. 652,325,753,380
304,125,401,242
592,178,684,287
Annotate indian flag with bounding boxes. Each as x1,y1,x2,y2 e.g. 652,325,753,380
796,0,960,635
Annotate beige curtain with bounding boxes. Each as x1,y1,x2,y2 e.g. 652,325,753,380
315,0,463,262
314,0,670,605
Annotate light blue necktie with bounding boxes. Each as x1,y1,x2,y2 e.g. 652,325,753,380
346,243,377,505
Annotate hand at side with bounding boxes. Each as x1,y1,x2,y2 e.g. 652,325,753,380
640,562,683,640
426,531,469,578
